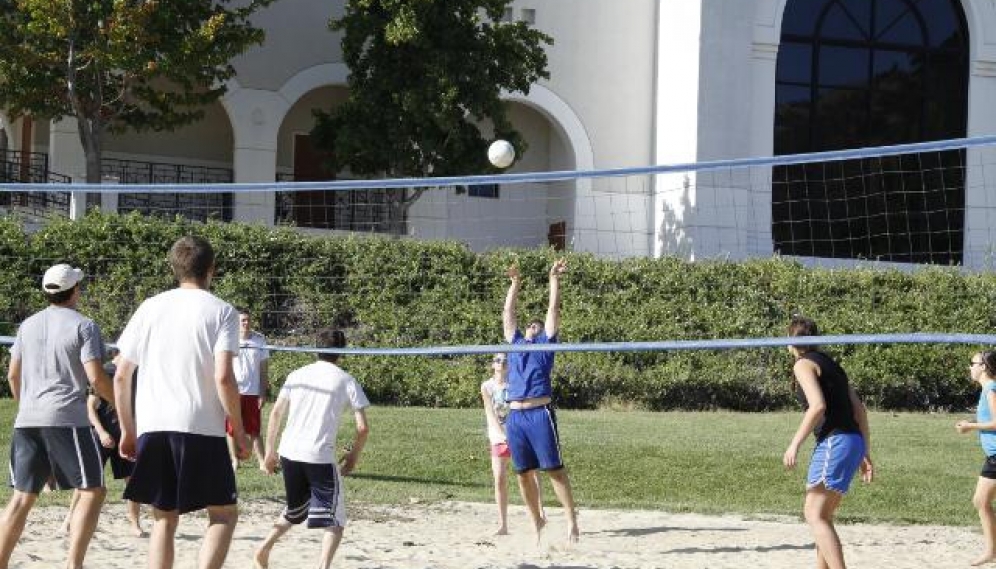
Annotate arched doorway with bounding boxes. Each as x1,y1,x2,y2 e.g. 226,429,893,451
772,0,969,264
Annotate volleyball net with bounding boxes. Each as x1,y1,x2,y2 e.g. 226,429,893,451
1,135,996,409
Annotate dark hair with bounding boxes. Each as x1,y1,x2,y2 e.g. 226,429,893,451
788,315,819,352
169,236,215,283
45,284,78,305
316,328,346,363
527,319,544,329
983,351,996,377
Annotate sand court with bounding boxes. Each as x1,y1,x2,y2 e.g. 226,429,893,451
4,499,983,568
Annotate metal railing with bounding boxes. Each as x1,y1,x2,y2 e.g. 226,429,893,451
273,173,404,232
105,157,234,222
0,150,72,219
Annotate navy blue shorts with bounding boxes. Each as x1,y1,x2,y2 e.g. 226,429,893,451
280,457,345,528
95,431,133,480
124,432,237,514
505,405,564,474
9,427,104,493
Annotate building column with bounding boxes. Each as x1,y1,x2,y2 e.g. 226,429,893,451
963,58,996,269
653,0,703,259
223,88,287,224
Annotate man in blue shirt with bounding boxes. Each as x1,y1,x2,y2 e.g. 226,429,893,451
502,258,579,544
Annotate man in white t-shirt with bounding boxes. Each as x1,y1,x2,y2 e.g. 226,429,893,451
113,236,249,569
253,329,370,569
226,309,269,471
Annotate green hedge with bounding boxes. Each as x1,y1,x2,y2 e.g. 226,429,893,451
0,212,989,411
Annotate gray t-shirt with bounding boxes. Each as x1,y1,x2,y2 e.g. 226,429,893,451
11,306,105,427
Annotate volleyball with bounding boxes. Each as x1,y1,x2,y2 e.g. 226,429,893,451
488,139,516,169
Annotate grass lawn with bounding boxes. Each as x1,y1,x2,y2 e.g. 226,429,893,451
0,400,981,526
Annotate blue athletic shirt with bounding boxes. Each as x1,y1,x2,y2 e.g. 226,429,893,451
507,329,556,401
977,381,996,457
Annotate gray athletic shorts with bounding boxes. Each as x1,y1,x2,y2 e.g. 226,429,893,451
8,427,105,493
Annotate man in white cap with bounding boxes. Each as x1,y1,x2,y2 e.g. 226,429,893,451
0,263,113,569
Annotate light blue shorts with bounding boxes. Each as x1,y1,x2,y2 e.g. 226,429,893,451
806,432,865,494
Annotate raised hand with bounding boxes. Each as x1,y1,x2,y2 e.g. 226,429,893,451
549,258,567,278
507,264,521,283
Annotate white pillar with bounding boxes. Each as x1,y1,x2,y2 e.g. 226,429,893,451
963,57,996,270
48,118,87,182
223,89,287,224
653,0,702,259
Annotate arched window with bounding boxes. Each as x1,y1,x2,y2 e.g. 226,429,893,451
772,0,969,264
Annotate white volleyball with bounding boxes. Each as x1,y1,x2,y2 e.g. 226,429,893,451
488,139,516,169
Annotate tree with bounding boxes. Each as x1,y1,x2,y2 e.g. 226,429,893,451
0,0,275,183
311,0,552,234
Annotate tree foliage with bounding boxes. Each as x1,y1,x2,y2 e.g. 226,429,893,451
311,0,553,230
0,0,275,181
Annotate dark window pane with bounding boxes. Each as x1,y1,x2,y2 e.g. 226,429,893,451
875,6,925,45
819,2,868,41
775,85,812,154
868,90,921,145
782,0,829,35
814,87,867,150
776,42,812,83
872,49,923,91
918,0,962,47
818,46,869,86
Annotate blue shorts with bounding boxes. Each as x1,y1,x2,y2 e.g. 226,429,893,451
505,405,563,473
806,432,865,494
280,457,346,528
124,432,237,514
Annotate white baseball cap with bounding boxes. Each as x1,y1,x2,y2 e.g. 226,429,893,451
42,264,84,293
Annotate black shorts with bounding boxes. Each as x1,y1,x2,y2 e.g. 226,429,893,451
96,434,134,480
982,455,996,479
124,432,237,514
280,457,345,528
9,427,104,493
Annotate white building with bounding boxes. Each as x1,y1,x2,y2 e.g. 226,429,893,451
2,0,996,266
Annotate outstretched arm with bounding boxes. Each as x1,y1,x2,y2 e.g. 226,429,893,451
545,259,567,338
503,265,521,342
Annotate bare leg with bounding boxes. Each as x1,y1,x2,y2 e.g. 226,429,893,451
972,477,996,566
253,517,292,569
516,470,546,544
531,471,546,521
66,487,106,569
61,489,81,534
226,435,239,471
0,490,38,569
546,468,579,543
252,436,266,469
127,499,145,537
148,508,179,569
317,527,345,569
197,504,238,569
491,456,509,535
803,486,846,569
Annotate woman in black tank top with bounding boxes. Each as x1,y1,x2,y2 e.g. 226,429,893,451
783,316,873,569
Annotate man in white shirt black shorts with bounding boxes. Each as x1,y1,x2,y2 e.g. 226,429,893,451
254,329,370,569
0,264,114,569
113,236,249,569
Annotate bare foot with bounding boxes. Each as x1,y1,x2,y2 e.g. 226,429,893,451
59,521,70,535
567,512,580,544
533,515,547,546
494,526,508,536
129,524,146,538
971,552,996,566
254,548,270,569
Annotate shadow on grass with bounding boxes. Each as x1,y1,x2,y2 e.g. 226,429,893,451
602,525,749,537
349,472,485,488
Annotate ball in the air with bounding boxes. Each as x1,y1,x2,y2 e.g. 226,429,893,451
488,140,516,169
